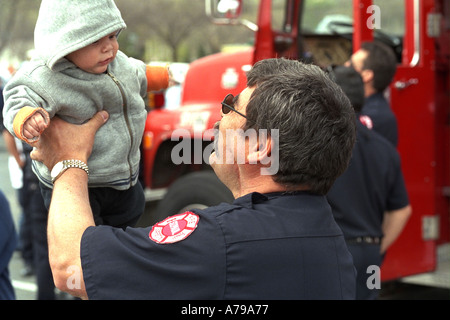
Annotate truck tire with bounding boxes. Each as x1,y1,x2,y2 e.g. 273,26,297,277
153,171,234,223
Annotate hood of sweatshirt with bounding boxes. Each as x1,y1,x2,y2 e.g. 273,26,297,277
34,0,126,70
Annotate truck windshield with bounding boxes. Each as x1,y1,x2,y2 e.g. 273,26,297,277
301,0,405,38
299,0,405,65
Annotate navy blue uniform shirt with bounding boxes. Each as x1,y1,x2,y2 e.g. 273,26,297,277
0,88,17,300
327,121,409,239
360,92,398,146
0,190,17,300
1,86,5,132
81,191,356,299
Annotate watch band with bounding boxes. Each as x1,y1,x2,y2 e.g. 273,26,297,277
52,159,89,183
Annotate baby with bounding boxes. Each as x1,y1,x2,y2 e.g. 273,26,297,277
3,0,169,228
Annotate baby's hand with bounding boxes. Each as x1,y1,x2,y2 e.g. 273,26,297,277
23,112,49,141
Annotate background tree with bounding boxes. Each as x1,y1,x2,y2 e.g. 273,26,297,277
0,0,40,62
116,0,255,62
0,0,256,65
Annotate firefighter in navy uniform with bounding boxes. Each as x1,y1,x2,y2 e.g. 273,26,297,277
80,191,355,299
346,41,399,146
31,58,357,300
327,66,411,300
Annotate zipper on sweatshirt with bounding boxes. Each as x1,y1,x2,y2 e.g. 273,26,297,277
107,71,134,184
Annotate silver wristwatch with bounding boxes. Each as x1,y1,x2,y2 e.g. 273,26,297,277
51,159,89,183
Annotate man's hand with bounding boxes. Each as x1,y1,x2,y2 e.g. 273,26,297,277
30,111,109,171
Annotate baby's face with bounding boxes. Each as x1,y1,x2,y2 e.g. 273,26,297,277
66,31,120,74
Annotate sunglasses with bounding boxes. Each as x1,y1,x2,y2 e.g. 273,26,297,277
221,93,255,124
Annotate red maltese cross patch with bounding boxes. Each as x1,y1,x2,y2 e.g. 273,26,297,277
359,115,374,130
149,212,199,244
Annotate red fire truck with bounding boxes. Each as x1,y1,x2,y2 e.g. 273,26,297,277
140,0,449,287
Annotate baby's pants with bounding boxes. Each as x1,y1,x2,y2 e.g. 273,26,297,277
40,182,145,229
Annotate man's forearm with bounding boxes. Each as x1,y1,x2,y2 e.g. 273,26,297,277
29,111,108,299
2,130,23,166
47,168,94,299
381,205,412,254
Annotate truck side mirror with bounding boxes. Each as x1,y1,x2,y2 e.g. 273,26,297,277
207,0,242,20
205,0,258,31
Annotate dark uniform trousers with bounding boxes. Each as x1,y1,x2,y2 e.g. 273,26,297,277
346,242,383,300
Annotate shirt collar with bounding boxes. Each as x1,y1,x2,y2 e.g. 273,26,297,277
232,191,314,209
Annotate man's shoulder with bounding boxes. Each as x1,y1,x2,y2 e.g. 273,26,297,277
195,201,240,217
357,123,400,159
363,93,395,116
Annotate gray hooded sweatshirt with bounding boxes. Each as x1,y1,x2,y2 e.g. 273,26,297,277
3,0,148,190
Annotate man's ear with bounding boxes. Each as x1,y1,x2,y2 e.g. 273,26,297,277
247,135,272,164
361,69,374,84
